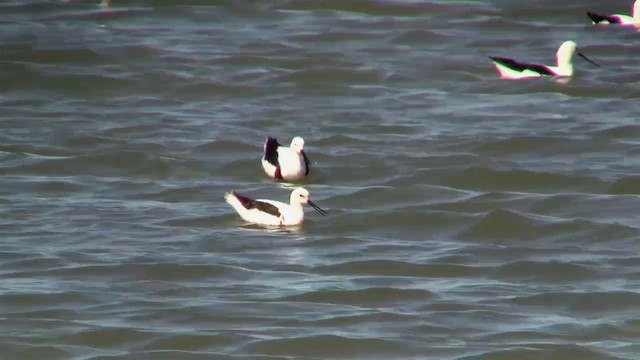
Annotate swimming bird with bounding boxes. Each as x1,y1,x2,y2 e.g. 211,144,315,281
587,0,640,25
488,41,600,80
261,136,310,181
225,187,327,226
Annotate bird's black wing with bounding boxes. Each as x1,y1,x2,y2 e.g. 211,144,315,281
587,11,622,24
232,192,281,217
489,56,556,76
263,137,281,167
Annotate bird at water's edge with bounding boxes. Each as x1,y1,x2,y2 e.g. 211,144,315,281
225,187,327,226
262,136,310,182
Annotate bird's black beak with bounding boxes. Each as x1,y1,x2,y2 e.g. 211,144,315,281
308,200,327,216
578,51,600,67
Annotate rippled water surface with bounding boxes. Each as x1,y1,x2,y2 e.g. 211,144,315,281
2,0,640,359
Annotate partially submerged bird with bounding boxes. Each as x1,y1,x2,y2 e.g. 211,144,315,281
587,0,640,25
225,187,327,226
488,40,600,80
261,136,310,181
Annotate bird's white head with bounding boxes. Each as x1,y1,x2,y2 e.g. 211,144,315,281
290,187,327,216
292,187,310,204
290,137,305,153
557,40,600,70
556,40,577,67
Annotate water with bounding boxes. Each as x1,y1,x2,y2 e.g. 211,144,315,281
1,0,640,359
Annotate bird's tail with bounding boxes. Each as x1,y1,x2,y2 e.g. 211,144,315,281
263,137,280,164
225,191,246,214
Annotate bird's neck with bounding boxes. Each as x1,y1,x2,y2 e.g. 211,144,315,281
289,198,304,212
556,56,573,72
287,201,305,222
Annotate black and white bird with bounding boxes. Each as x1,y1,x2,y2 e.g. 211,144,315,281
224,187,327,226
488,40,600,80
587,0,640,25
261,136,310,181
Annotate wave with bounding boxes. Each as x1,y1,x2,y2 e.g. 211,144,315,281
507,291,640,314
314,259,488,278
49,263,237,281
610,176,640,195
280,287,436,305
245,334,419,358
494,260,596,282
458,345,621,360
433,166,605,193
275,0,496,17
63,327,151,348
0,342,72,360
0,150,199,179
462,208,594,241
591,124,640,140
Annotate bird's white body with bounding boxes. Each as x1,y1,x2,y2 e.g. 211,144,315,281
261,136,309,182
225,187,326,226
261,147,306,180
492,63,548,80
492,63,571,80
588,1,640,25
225,194,302,226
489,41,599,80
